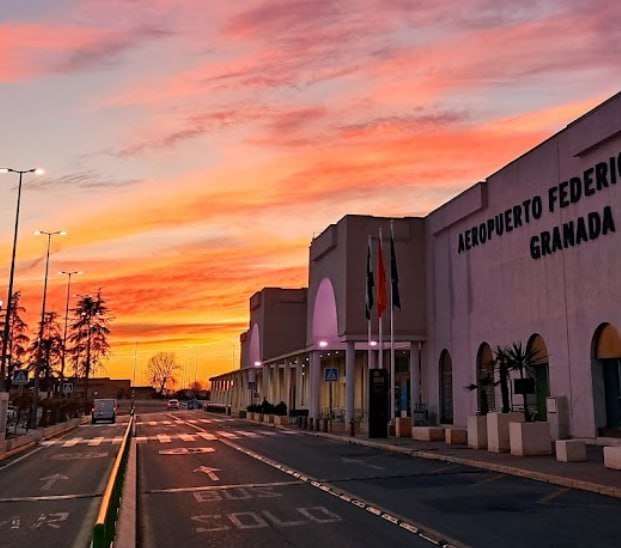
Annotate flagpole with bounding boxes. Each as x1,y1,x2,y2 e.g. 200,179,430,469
378,228,383,371
367,235,373,373
390,221,395,420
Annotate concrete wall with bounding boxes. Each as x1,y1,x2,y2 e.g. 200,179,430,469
425,92,621,436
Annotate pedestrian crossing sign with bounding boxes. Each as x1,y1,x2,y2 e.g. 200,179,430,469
324,368,339,382
12,369,28,385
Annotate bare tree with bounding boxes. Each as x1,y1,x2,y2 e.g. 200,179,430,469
147,352,180,395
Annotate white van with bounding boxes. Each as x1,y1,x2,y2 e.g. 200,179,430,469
92,399,117,424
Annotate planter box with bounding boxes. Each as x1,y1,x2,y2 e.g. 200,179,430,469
509,421,552,456
445,427,467,445
395,417,412,438
487,412,524,453
273,415,289,426
238,411,247,419
255,413,264,422
555,440,586,462
412,426,444,441
263,414,274,424
331,422,346,434
468,415,488,449
247,412,255,420
603,447,621,470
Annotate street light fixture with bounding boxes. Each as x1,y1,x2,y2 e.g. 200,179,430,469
31,229,66,427
58,270,83,388
0,167,44,391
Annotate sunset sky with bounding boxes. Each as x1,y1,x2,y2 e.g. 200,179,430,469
0,1,619,388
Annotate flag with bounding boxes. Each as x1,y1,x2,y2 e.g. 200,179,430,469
376,233,387,318
365,238,374,320
390,223,401,309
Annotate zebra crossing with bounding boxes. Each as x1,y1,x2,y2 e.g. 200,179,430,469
40,428,301,447
135,418,235,426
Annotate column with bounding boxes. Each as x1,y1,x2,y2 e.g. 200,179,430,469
410,342,421,417
284,365,293,412
345,341,355,425
263,365,270,403
309,351,321,419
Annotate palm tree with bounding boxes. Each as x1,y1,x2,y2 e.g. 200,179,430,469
68,290,112,398
495,342,544,421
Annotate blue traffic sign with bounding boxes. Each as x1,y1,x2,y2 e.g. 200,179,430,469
324,368,339,382
12,369,28,385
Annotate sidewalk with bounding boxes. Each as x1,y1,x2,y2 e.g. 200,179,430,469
293,426,621,499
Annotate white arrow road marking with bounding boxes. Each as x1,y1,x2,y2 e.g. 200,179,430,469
40,474,68,491
193,466,220,481
341,457,384,470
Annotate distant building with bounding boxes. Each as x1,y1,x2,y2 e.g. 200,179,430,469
69,377,131,400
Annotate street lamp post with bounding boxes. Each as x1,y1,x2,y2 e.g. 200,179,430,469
59,270,82,389
31,229,66,427
0,167,44,391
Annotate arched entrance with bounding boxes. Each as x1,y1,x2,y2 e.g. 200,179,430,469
592,323,621,434
439,349,453,424
526,334,550,421
476,343,496,413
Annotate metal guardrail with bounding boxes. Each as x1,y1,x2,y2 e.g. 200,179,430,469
92,414,134,547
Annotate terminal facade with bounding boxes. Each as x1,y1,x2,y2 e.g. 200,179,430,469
211,91,621,440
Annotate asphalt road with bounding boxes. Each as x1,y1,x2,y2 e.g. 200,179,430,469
138,411,621,548
0,416,129,548
138,411,436,548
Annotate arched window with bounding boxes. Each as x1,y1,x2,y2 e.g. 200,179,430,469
526,334,550,421
476,343,495,413
591,323,621,433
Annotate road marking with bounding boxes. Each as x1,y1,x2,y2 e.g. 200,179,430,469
538,487,569,504
199,419,211,424
472,473,504,487
0,492,101,502
51,452,108,460
40,474,69,491
148,421,158,426
88,437,104,447
235,431,259,438
341,456,384,470
179,434,197,442
198,432,217,441
259,431,279,436
162,421,172,425
194,466,220,481
62,437,83,448
157,434,172,444
187,419,198,424
149,480,302,495
215,431,239,439
158,447,215,455
136,436,148,443
112,436,123,443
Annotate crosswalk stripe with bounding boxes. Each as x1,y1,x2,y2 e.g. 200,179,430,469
197,432,217,441
187,419,198,424
157,434,172,443
88,437,104,446
179,434,196,442
235,431,259,438
215,431,239,439
198,419,211,424
62,437,82,447
148,421,157,426
136,436,148,443
260,431,278,436
162,421,172,425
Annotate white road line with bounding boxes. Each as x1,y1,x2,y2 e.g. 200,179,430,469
179,434,197,442
281,430,299,434
62,437,83,448
157,434,172,444
187,419,198,424
40,440,56,447
197,432,217,441
234,430,259,438
149,480,303,495
198,419,211,423
148,421,158,426
215,431,239,439
136,436,148,443
88,437,104,447
111,436,123,444
259,431,279,436
162,421,172,425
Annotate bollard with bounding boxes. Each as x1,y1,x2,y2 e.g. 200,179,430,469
349,418,355,437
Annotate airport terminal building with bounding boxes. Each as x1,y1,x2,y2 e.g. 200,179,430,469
211,91,621,440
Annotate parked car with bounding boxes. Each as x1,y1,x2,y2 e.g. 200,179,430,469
91,399,117,424
186,399,203,410
166,399,180,410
